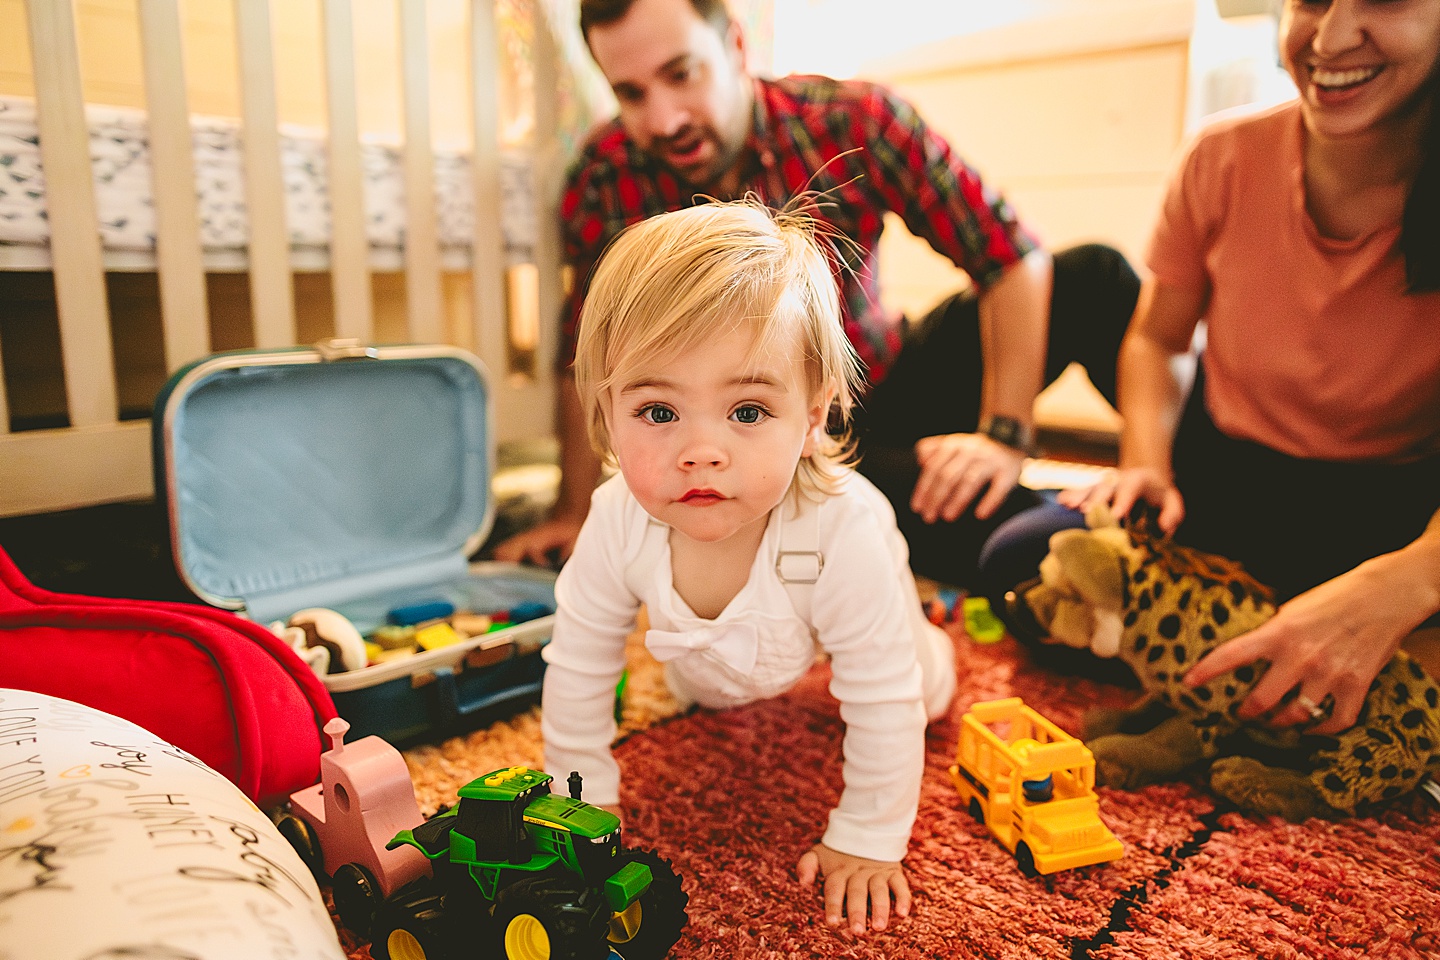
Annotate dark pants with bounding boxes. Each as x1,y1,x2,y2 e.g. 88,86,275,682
979,367,1440,610
856,243,1141,588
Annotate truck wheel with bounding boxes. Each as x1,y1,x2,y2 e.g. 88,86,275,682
494,875,610,960
967,799,984,825
331,862,381,938
270,810,322,875
1015,842,1039,878
607,849,689,960
372,884,451,960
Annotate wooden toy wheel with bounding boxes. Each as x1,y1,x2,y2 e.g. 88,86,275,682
332,862,382,938
270,810,322,875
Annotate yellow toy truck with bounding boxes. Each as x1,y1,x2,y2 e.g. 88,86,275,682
949,697,1124,875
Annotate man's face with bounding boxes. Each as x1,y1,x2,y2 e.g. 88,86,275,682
588,0,752,190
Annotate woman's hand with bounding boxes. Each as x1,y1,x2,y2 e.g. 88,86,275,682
1184,550,1435,734
1057,466,1185,534
796,843,910,934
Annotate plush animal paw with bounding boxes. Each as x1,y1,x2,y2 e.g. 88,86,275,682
1208,755,1343,823
1081,696,1176,741
1086,714,1209,789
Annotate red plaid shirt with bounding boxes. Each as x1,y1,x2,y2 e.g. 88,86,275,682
559,74,1037,383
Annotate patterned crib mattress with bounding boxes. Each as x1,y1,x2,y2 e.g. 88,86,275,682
0,95,536,267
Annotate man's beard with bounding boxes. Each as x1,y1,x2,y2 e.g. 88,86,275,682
651,126,742,191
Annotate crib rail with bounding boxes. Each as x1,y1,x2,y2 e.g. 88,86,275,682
1,0,562,518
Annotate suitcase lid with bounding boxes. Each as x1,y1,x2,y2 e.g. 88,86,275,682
154,341,495,624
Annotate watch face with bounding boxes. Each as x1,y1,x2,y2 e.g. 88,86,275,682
984,416,1030,452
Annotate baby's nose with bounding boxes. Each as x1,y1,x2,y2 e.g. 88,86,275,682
679,430,727,468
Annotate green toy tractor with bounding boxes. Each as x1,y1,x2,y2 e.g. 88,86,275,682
369,766,688,960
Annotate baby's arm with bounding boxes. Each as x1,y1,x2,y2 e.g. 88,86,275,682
540,481,641,808
802,490,931,931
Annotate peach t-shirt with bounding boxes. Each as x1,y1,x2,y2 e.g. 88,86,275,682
1147,101,1440,462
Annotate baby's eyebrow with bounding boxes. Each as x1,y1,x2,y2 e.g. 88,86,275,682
618,372,785,393
618,376,674,394
734,372,784,388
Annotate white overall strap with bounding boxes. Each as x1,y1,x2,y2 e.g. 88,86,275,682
775,494,823,625
622,518,670,601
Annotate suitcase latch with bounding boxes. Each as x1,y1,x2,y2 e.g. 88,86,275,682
315,338,379,361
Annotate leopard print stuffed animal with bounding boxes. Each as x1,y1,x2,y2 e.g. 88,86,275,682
1022,507,1440,821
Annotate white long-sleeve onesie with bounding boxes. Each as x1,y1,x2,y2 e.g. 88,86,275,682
541,471,953,862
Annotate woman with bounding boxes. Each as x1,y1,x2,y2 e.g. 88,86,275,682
986,0,1440,734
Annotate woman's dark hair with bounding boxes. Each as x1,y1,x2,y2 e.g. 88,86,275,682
1402,71,1440,293
579,0,732,41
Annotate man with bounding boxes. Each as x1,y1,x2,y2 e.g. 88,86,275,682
495,0,1139,588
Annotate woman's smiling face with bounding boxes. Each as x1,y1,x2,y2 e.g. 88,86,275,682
1281,0,1440,142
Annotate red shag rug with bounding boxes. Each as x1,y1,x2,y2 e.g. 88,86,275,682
336,627,1440,960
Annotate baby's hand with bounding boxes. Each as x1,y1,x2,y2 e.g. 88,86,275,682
796,843,910,934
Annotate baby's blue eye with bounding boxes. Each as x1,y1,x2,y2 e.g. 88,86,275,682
639,404,676,424
731,405,767,424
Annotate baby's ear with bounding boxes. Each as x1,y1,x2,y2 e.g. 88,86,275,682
801,385,835,458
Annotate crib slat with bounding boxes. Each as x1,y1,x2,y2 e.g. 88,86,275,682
0,330,9,435
321,0,373,341
526,0,564,432
399,0,444,343
234,0,297,349
138,0,211,370
468,0,507,389
23,0,119,428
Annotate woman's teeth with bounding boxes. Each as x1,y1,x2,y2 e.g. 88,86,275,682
1312,65,1381,90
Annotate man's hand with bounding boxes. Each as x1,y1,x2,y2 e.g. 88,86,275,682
493,513,585,567
910,433,1025,524
1057,466,1185,534
796,843,910,934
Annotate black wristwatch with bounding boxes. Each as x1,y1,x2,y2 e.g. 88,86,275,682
979,415,1038,457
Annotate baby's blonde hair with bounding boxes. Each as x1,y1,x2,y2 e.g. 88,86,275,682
574,199,863,499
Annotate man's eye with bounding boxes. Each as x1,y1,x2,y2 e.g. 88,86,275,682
639,404,676,424
731,405,768,424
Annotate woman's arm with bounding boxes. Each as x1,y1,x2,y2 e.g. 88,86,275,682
1185,508,1440,733
1062,277,1205,531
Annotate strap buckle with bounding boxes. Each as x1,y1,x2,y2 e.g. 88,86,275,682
776,550,824,584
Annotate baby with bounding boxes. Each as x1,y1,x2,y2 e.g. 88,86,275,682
541,200,956,933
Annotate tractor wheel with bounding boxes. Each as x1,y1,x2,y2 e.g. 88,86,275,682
493,875,610,960
270,809,322,875
371,883,452,960
331,862,382,938
1015,842,1039,878
606,849,689,960
967,799,984,825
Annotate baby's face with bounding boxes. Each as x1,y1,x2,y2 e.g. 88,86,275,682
608,326,825,545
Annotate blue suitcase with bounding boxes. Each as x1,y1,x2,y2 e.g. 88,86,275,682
152,339,554,746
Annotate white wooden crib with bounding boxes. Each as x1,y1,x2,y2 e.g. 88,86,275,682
0,0,572,517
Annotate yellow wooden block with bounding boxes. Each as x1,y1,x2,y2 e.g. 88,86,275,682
415,622,462,651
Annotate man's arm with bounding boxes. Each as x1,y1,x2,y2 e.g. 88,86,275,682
493,377,603,566
858,84,1051,521
908,249,1051,522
